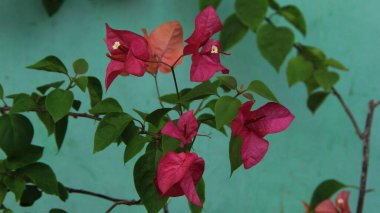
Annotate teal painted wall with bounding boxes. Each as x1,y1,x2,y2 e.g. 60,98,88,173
1,0,380,212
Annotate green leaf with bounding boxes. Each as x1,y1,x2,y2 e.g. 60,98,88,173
36,111,55,135
72,100,81,111
9,93,37,113
46,89,74,122
229,136,243,176
0,114,34,156
235,0,268,31
89,98,123,115
182,81,218,101
72,58,89,74
248,80,278,102
87,76,103,107
94,112,133,153
0,184,7,206
6,145,43,170
257,24,295,71
199,0,221,10
161,135,181,154
314,70,339,92
325,58,348,71
198,114,226,135
304,76,320,95
218,76,238,90
73,76,88,92
16,162,59,195
309,179,346,212
37,81,65,94
215,96,241,129
27,55,67,74
146,108,172,127
278,5,306,36
3,176,26,201
286,55,314,86
54,115,68,150
133,109,148,121
49,209,68,213
189,178,205,213
42,0,64,16
268,0,280,10
124,135,149,164
57,182,68,201
134,150,167,213
20,186,42,207
0,84,4,99
299,45,326,69
307,92,329,113
220,14,248,51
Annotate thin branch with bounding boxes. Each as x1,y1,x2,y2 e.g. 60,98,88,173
171,67,183,115
331,87,363,139
0,106,101,121
163,202,170,213
194,99,205,115
356,100,377,213
105,200,142,213
153,75,166,109
65,186,141,204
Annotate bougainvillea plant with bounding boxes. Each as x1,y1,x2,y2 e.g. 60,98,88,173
0,0,379,212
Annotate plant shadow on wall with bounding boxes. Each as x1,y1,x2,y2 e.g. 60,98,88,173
0,1,379,213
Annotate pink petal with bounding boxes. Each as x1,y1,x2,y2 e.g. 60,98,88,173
190,53,228,82
105,23,140,54
142,28,159,75
149,21,184,73
231,101,254,136
247,102,294,137
177,110,199,144
156,152,195,194
180,156,205,206
335,191,351,213
315,200,338,213
161,121,184,141
181,174,202,206
241,133,269,169
105,60,124,90
125,51,146,77
184,6,223,55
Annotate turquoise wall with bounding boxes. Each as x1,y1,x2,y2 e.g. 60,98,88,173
1,0,380,212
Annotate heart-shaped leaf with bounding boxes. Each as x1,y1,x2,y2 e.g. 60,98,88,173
45,89,74,122
215,96,241,129
314,70,339,92
257,24,295,71
235,0,268,31
278,5,306,36
286,55,314,86
220,14,248,51
248,80,278,102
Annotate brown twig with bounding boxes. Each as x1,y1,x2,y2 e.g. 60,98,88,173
65,187,139,203
331,88,379,213
163,202,170,213
105,200,142,213
356,100,378,213
331,87,363,138
0,106,101,121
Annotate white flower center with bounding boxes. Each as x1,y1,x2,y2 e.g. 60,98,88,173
337,198,344,204
211,45,219,54
112,41,121,50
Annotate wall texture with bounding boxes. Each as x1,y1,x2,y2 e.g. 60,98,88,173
1,0,379,212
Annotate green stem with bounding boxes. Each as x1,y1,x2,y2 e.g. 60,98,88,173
171,67,183,115
153,75,165,109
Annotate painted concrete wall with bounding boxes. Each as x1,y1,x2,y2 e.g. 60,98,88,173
1,0,379,212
